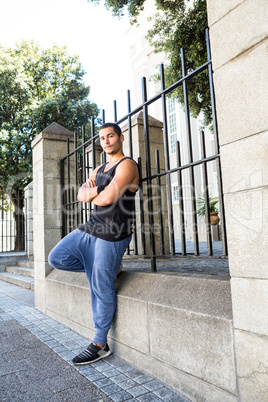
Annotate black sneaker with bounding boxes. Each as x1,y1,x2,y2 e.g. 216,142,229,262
72,342,111,365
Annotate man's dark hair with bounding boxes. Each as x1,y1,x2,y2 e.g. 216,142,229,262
99,123,122,137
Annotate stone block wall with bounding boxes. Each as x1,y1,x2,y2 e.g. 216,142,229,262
207,0,268,400
44,269,236,401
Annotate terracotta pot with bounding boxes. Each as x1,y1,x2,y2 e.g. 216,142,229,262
204,212,220,225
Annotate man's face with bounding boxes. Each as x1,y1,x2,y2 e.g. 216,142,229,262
99,127,123,155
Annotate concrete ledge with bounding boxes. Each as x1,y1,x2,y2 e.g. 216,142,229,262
45,269,237,400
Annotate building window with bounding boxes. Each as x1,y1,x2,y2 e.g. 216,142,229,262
170,132,177,155
169,112,177,133
168,98,175,113
168,98,177,154
172,184,179,204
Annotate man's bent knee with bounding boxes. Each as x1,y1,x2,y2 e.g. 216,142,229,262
48,246,65,270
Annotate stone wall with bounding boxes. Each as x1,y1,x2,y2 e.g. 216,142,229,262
206,0,268,400
45,269,236,401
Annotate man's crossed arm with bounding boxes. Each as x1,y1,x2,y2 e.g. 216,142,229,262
77,159,139,206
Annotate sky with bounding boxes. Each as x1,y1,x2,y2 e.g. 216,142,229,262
0,0,133,121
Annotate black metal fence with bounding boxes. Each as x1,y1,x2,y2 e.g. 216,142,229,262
60,29,228,271
0,190,26,253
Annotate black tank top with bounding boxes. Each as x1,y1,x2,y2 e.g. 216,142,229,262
78,157,137,241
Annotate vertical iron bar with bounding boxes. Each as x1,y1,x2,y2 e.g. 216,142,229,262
127,89,137,254
60,159,66,238
74,132,79,229
64,189,68,235
23,191,25,251
8,193,11,250
155,150,164,255
71,187,75,231
127,90,133,158
138,157,146,255
160,64,175,255
21,191,24,251
114,100,117,122
85,152,90,223
11,193,13,250
176,141,186,255
1,192,3,252
79,154,83,186
9,193,12,251
132,209,138,255
17,190,21,251
22,190,25,251
74,132,78,190
90,119,96,220
142,77,156,271
181,47,199,255
7,194,9,250
82,125,86,183
91,118,96,170
67,137,72,234
200,130,213,255
206,28,228,255
82,125,88,223
7,193,9,250
21,190,25,251
86,149,90,179
79,154,84,224
24,195,27,253
100,112,107,164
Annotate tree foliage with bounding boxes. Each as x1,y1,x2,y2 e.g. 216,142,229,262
0,40,99,193
89,0,209,126
147,0,210,127
88,0,145,21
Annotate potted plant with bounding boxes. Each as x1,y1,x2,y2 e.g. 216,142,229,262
197,193,220,225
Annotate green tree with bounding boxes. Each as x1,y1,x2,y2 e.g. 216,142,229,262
147,0,209,126
0,40,99,250
89,0,145,20
89,0,209,125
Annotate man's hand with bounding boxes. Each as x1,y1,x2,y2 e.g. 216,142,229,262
82,178,96,188
77,166,100,203
77,185,98,203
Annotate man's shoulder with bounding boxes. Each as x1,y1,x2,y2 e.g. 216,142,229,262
119,157,138,167
116,157,138,171
116,158,139,185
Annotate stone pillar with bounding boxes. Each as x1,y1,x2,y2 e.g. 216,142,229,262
32,122,74,312
122,111,170,256
24,181,33,258
207,1,268,400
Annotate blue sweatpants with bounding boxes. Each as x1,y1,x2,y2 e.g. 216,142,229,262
48,229,131,345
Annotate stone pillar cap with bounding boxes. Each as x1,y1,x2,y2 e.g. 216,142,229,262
41,122,73,135
32,122,74,148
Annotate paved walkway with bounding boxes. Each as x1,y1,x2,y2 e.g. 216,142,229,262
0,281,189,402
